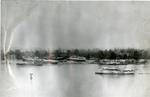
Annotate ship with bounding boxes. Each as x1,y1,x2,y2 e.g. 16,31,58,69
95,67,135,75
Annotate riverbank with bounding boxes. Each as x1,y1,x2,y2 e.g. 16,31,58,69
1,59,148,66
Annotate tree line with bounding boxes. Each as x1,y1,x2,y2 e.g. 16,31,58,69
52,48,150,60
1,48,150,60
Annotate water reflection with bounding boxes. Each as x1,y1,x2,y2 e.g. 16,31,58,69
0,63,150,97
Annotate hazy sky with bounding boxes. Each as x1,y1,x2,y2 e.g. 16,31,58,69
2,1,150,50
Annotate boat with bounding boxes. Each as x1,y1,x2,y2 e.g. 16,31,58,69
95,67,135,75
137,59,147,64
98,59,138,65
99,60,123,65
16,58,44,66
16,61,28,65
34,59,44,66
16,60,34,65
43,59,59,64
68,56,86,62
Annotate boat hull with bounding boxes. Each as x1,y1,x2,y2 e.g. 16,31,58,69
95,72,134,75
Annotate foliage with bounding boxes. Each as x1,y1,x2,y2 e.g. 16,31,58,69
1,48,150,60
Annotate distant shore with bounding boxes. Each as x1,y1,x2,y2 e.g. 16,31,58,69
1,59,148,66
1,48,150,65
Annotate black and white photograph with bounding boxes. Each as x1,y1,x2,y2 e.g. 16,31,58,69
1,1,150,97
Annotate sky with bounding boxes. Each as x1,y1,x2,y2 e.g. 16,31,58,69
1,1,150,50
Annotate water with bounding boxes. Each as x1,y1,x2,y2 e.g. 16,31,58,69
0,62,150,97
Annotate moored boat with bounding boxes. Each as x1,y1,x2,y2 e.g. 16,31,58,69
43,59,59,64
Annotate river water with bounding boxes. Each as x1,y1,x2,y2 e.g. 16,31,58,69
0,61,150,97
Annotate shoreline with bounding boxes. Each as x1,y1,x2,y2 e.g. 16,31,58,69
1,59,148,65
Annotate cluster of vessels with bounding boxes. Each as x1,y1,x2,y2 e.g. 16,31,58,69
16,57,147,75
95,59,148,75
16,56,86,66
16,58,59,66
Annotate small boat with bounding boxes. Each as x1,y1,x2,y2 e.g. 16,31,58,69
16,60,34,65
68,56,86,62
43,59,59,64
95,67,135,75
16,59,44,66
16,61,27,65
34,59,44,66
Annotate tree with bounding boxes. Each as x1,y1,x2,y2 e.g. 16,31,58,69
14,49,23,60
34,50,49,59
1,50,4,60
133,50,140,60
